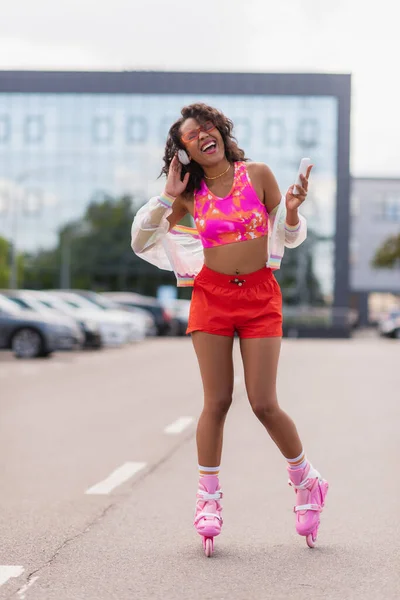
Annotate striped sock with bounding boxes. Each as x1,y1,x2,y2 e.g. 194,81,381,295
198,465,220,478
286,449,308,471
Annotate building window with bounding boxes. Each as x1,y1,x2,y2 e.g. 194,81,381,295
264,118,285,147
24,116,44,143
0,115,10,143
296,118,319,149
159,117,173,143
93,117,113,143
233,118,251,146
126,116,147,144
378,193,400,222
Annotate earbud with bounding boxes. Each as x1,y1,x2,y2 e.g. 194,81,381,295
177,149,191,165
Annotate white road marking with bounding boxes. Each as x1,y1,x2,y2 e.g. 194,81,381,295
0,565,24,587
17,576,39,599
85,462,146,495
164,416,194,435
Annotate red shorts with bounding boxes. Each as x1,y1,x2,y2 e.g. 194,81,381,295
187,265,282,338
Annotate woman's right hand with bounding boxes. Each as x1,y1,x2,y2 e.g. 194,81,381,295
164,154,190,198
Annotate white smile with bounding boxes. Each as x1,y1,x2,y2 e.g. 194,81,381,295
201,141,217,152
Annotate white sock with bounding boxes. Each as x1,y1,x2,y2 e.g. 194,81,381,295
198,465,220,477
286,449,308,471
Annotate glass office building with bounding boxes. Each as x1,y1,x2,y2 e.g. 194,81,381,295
0,71,351,314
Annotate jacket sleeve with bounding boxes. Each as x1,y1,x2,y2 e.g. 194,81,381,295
284,214,307,248
131,194,174,254
268,200,307,249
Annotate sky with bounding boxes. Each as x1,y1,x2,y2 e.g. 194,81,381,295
0,0,398,177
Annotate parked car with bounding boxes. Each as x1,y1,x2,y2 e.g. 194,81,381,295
378,310,400,338
0,294,67,358
1,289,84,350
101,292,177,336
50,290,145,343
26,291,102,349
162,299,191,336
71,290,155,337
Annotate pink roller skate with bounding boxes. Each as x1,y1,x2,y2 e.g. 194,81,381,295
194,475,223,557
288,464,329,548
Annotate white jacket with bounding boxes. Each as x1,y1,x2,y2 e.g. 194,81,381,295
131,193,307,287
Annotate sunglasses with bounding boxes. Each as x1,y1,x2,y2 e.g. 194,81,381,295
181,121,217,144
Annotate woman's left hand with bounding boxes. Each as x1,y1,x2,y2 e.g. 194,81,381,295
285,165,313,211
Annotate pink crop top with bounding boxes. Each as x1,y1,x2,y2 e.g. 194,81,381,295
194,161,269,248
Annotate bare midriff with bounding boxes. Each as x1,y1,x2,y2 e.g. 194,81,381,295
202,235,268,275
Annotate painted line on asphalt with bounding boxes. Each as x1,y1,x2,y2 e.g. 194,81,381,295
164,416,194,435
17,576,39,599
0,565,24,587
85,462,147,495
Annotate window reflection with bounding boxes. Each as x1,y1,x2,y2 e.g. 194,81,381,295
296,118,319,149
92,117,113,143
233,118,251,146
0,115,10,143
126,116,147,144
25,116,44,143
264,118,285,147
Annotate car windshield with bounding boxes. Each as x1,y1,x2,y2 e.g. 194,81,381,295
0,294,23,315
85,294,118,310
59,294,100,311
7,297,30,310
37,299,54,309
14,295,47,313
35,295,72,314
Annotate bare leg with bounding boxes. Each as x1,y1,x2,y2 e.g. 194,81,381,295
240,337,303,458
191,332,234,466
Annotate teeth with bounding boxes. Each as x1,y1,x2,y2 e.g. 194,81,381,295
202,142,215,152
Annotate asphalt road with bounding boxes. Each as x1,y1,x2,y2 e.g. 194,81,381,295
0,337,399,600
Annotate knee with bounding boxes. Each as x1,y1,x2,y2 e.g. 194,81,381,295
203,394,233,420
250,395,279,425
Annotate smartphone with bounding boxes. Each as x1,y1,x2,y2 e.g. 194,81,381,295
293,158,311,195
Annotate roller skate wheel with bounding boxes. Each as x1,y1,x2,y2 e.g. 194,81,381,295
306,533,316,548
204,538,213,557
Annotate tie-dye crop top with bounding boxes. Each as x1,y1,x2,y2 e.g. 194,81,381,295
194,161,269,248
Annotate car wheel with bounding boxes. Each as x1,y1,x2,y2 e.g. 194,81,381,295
11,328,44,359
37,349,53,358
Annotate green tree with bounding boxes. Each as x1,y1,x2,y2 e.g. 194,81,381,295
0,236,25,288
23,195,179,295
372,233,400,268
0,236,9,287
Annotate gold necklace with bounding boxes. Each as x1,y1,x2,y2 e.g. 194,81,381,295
204,163,231,180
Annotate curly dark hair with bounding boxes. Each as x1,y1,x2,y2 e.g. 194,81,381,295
160,103,248,197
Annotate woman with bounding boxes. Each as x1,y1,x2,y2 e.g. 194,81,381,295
131,103,328,555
